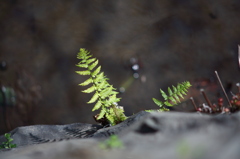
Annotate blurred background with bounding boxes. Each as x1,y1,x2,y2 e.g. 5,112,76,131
0,0,240,134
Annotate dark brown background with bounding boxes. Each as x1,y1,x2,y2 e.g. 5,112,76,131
0,0,240,134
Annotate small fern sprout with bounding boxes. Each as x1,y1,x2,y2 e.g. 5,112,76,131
0,133,16,149
150,81,192,112
99,135,123,149
76,48,127,126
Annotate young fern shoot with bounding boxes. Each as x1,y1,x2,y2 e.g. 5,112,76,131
148,81,192,112
0,133,16,149
76,48,127,126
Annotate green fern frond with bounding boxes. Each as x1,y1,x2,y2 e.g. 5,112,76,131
91,66,101,77
152,98,163,107
92,100,102,111
98,109,106,119
76,70,91,75
106,106,126,125
79,78,92,86
76,64,88,68
76,48,127,126
106,113,115,125
86,58,96,65
88,60,99,70
95,72,105,82
82,85,96,93
152,81,191,111
88,92,99,104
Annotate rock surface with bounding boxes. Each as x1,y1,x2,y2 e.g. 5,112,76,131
0,111,148,147
1,111,240,159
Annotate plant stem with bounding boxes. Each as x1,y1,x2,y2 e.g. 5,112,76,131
238,45,240,68
200,89,213,108
215,71,232,107
236,83,240,93
190,97,198,110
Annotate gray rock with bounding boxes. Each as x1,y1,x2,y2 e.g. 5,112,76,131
119,112,240,159
92,111,149,138
0,111,148,148
1,111,240,159
0,123,103,148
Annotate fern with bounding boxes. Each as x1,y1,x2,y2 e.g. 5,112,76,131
148,81,191,112
0,133,16,149
76,48,127,126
